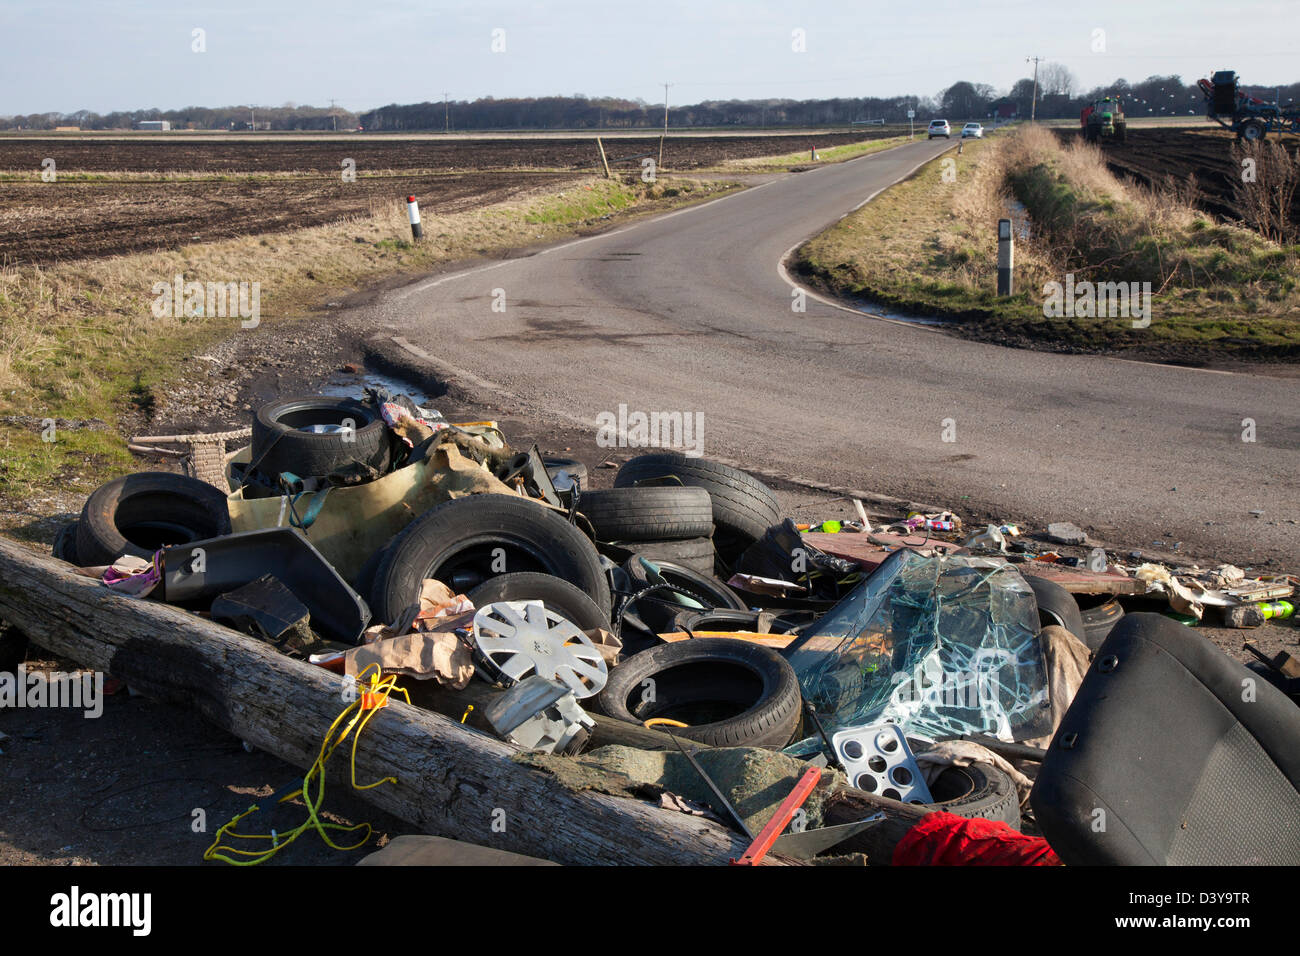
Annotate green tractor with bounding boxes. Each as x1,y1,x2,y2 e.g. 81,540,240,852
1080,97,1127,144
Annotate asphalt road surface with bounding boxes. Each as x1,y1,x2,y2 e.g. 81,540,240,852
358,138,1299,569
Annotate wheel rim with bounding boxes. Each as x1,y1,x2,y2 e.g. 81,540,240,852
472,601,608,698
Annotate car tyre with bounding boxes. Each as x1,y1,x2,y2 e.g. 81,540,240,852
596,638,802,749
251,394,390,480
468,571,610,631
614,453,780,562
578,487,714,542
369,495,610,625
76,471,232,567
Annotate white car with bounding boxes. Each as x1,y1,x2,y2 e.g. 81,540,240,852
962,123,984,138
927,119,951,139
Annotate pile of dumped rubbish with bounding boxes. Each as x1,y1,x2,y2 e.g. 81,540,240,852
52,389,1300,865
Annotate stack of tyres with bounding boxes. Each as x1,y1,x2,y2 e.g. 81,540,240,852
578,485,716,575
608,453,781,576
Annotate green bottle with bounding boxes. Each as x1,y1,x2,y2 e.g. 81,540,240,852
1261,601,1294,621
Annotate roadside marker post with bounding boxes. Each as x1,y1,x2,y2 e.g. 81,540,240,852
406,195,423,240
997,218,1013,296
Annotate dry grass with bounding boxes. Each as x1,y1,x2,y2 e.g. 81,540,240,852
795,133,1012,313
1230,140,1300,243
999,126,1299,319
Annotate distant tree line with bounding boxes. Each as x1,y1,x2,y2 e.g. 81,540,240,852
4,68,1297,131
0,103,358,131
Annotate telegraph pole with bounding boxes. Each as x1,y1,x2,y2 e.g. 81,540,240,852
1026,56,1041,122
329,98,337,131
659,82,671,170
443,93,450,134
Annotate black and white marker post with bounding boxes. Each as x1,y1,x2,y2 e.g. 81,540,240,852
406,195,423,241
997,218,1013,296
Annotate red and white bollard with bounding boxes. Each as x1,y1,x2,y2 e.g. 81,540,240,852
811,146,819,161
406,195,422,240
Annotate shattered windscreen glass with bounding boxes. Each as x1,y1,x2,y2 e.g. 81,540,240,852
785,550,1051,751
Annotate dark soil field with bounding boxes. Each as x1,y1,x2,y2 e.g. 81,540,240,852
0,171,579,263
0,131,881,174
1059,126,1300,227
0,132,885,264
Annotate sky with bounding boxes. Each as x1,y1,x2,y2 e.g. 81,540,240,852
1,0,1296,115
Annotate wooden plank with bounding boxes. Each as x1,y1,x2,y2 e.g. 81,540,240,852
656,630,797,650
819,787,932,865
802,531,964,569
1012,559,1146,595
805,531,1144,595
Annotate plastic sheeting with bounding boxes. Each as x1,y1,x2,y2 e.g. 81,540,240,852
786,550,1051,750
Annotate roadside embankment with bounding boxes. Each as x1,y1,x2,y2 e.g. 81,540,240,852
793,125,1300,363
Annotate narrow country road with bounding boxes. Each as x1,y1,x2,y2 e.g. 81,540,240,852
356,138,1299,568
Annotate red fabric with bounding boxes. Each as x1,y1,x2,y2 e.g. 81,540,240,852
890,811,1062,866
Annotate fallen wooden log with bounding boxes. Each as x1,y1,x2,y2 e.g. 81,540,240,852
820,788,933,864
0,536,772,865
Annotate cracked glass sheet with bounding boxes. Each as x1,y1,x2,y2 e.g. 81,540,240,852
786,550,1051,751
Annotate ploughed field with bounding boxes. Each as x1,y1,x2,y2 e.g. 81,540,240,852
0,171,579,263
0,131,884,263
0,131,884,173
1060,126,1300,229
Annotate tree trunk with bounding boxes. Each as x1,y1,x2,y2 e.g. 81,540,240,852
0,537,787,865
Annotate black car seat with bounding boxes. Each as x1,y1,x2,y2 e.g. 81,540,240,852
1030,613,1300,865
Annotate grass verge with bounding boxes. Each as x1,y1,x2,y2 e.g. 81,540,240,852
793,125,1300,360
705,135,910,172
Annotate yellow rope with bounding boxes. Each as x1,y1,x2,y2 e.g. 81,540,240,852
203,665,409,865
